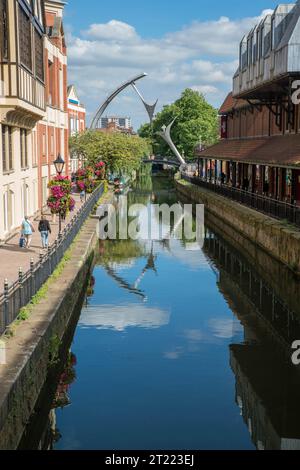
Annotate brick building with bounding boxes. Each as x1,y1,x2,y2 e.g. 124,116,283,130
35,0,68,209
197,2,300,205
0,0,46,242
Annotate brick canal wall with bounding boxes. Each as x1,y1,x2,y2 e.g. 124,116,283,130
175,178,300,274
0,192,111,450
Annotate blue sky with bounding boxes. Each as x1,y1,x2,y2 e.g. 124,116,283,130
64,0,280,129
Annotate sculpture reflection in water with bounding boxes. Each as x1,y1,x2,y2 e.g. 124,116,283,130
96,180,201,301
203,223,300,450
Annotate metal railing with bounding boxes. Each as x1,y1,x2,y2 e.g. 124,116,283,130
182,174,300,228
0,183,104,335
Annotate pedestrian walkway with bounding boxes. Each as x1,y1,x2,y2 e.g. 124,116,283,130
0,193,85,288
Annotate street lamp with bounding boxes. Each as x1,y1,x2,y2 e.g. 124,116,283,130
54,154,65,175
54,154,65,234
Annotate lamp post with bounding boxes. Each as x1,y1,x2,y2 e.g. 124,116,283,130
54,154,65,235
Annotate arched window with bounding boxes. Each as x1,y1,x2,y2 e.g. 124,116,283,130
3,191,8,232
3,189,14,232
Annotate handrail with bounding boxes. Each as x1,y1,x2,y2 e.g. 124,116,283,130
182,174,300,228
0,183,104,335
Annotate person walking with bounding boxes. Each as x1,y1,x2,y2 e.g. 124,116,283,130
21,216,34,249
80,189,85,203
38,215,51,249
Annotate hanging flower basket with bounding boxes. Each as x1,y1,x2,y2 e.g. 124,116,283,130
47,176,75,215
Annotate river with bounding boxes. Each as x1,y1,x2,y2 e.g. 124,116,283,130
19,175,300,450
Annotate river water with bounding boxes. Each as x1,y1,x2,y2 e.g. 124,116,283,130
19,176,300,450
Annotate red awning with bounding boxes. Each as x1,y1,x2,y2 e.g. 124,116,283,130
197,135,300,168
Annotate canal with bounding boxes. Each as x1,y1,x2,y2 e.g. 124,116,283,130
19,176,300,450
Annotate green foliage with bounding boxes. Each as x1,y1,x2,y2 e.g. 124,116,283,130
69,131,151,174
17,308,30,322
48,335,61,367
138,88,219,160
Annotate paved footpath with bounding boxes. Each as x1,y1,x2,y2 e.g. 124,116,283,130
0,193,86,288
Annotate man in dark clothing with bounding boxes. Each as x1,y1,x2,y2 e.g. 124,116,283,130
38,216,52,249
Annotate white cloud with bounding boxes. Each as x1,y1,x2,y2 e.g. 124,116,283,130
83,20,139,42
66,10,272,129
79,304,170,331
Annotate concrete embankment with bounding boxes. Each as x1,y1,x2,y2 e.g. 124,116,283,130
175,178,300,274
0,191,111,450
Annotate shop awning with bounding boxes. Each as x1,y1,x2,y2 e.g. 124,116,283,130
197,135,300,168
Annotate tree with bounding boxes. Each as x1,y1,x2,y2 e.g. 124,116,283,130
138,88,219,160
69,131,151,174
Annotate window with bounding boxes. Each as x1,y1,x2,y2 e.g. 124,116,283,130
35,30,44,81
256,29,260,60
264,30,271,57
18,5,32,70
260,27,264,58
20,129,28,169
240,40,247,70
42,177,48,206
0,0,8,60
271,17,275,50
32,131,37,166
2,125,6,172
50,133,54,155
33,0,43,26
3,191,8,232
42,131,46,155
248,35,253,65
3,188,14,231
48,60,55,106
2,125,13,172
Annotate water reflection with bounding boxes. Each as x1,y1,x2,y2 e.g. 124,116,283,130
18,351,77,450
79,304,170,331
18,176,300,450
203,225,300,450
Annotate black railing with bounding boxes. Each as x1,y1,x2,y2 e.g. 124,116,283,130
182,174,300,228
0,183,104,335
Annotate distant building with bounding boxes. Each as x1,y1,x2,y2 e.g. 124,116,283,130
97,121,136,135
67,85,86,136
98,116,132,130
67,85,86,172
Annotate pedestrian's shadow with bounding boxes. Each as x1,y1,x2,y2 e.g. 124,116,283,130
0,245,36,253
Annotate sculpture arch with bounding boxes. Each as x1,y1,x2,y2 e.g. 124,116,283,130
90,73,158,129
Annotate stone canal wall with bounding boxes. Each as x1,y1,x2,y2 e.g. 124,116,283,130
175,178,300,274
0,192,111,450
205,210,300,316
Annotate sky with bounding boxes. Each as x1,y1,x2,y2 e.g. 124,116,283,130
64,0,280,129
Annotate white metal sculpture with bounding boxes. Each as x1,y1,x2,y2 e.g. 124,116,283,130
131,83,158,123
157,118,186,166
90,73,158,129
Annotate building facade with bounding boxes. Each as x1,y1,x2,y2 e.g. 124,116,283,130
35,0,68,210
0,0,46,243
98,116,132,130
68,85,86,136
67,85,86,172
197,2,300,206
